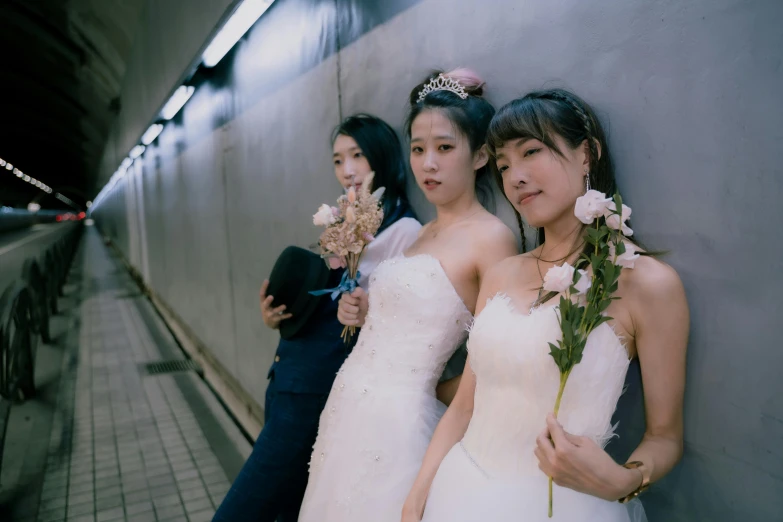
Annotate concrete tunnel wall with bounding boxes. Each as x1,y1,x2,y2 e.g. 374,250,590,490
90,1,783,520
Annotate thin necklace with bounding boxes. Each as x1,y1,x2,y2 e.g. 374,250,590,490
530,256,545,314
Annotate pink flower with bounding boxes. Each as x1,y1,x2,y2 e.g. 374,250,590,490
574,190,612,225
609,242,640,269
363,232,375,242
573,269,591,295
347,187,357,203
345,206,356,223
604,203,633,236
543,263,575,293
313,204,337,226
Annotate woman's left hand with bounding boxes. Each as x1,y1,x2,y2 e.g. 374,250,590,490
535,414,642,501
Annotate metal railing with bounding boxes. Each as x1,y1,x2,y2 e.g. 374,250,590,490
0,224,83,483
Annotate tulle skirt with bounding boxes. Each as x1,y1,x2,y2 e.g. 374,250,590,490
298,383,446,522
421,442,646,522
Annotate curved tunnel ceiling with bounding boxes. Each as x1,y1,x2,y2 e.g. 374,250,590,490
0,0,145,209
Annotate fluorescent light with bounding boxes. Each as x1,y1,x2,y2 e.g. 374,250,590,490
129,145,146,159
27,202,40,212
0,159,5,167
23,175,30,182
5,163,11,170
202,0,274,67
141,124,164,145
160,86,195,120
120,157,133,170
86,201,92,208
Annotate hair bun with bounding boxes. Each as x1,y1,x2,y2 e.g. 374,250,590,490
442,68,486,97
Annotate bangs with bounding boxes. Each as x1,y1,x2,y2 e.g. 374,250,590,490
487,98,573,159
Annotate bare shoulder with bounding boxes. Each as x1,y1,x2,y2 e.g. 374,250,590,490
621,254,687,305
475,254,520,301
466,211,518,251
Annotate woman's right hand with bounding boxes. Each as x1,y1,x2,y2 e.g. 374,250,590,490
337,287,368,327
260,280,292,329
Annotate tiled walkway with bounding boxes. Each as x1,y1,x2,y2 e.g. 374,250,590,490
1,227,251,521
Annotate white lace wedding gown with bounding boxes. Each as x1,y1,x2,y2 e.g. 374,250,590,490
298,254,472,522
421,294,646,521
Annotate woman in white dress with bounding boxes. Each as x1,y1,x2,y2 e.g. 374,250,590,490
402,89,689,521
296,69,518,522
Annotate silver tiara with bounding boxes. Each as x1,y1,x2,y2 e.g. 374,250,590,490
417,74,468,103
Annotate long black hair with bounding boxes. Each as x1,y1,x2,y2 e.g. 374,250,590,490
487,88,618,252
404,68,496,210
332,113,414,233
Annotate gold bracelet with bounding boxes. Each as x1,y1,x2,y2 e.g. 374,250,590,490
617,461,651,503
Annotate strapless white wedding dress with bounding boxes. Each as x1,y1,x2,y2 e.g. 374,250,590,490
421,294,646,521
298,254,472,522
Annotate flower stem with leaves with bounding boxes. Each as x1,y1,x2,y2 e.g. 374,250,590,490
545,193,635,517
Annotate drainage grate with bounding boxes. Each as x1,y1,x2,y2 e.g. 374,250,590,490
142,359,202,375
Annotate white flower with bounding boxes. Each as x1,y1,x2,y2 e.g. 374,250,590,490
543,262,575,293
574,190,612,225
313,204,337,226
573,269,592,295
605,203,633,236
609,242,641,269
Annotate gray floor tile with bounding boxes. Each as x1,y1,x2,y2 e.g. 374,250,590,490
179,487,209,502
125,500,155,515
186,510,215,522
67,501,96,517
68,515,96,522
95,495,123,511
95,506,125,522
153,494,182,510
154,504,185,519
69,490,95,506
126,514,158,522
184,497,212,514
36,508,66,522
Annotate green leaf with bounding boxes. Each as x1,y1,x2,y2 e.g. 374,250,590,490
616,240,626,256
613,193,624,214
591,254,602,273
587,227,602,241
563,323,573,346
593,315,613,329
